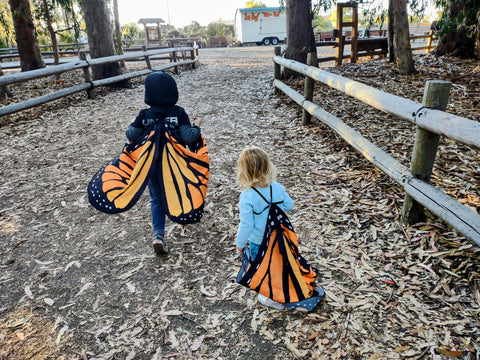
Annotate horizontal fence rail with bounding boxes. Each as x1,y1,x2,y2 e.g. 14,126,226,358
273,53,480,246
0,46,199,117
274,56,480,149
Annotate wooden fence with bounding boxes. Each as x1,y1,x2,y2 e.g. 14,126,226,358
273,47,480,246
317,30,437,65
0,45,199,117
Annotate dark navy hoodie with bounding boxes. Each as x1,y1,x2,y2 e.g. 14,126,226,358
126,72,200,144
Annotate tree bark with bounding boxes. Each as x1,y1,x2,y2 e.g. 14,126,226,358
113,0,123,56
387,0,394,63
392,0,415,75
433,0,476,58
284,0,317,78
42,0,59,67
8,0,45,71
82,0,122,81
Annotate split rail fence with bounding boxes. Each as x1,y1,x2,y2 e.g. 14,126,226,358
0,45,199,117
273,47,480,246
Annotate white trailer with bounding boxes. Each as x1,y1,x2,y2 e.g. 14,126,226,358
234,7,286,46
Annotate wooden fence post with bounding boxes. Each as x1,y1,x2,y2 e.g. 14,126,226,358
302,52,316,125
0,63,13,98
190,48,196,69
142,45,152,70
335,3,344,66
79,50,94,99
173,51,179,73
350,2,358,64
401,80,452,224
274,46,281,94
426,30,434,53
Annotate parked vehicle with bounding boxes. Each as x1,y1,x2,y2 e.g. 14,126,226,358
234,7,286,46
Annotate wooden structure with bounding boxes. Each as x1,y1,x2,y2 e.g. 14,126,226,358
273,47,480,246
138,18,165,46
335,2,358,65
316,2,392,65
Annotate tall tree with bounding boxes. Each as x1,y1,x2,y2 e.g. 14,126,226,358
387,0,394,62
81,0,122,80
392,0,415,74
112,0,123,56
433,0,479,58
40,0,59,66
8,0,45,71
283,0,317,76
358,0,415,73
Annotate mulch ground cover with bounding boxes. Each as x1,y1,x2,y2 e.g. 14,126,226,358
0,47,479,359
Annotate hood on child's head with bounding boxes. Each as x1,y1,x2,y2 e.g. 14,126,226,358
144,72,179,111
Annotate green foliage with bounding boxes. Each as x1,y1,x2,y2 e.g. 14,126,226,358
245,1,266,8
161,23,176,36
279,0,336,20
179,21,206,37
312,15,333,31
166,29,181,38
433,0,480,38
0,5,13,47
121,22,142,46
30,0,85,46
207,22,233,37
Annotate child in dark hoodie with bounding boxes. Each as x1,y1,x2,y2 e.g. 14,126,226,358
126,72,201,254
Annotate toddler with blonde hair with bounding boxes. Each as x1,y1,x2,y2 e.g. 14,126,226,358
235,146,294,310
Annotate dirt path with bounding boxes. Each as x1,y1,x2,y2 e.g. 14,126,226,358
1,47,479,359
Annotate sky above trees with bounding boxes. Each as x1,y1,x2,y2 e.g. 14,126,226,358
116,0,280,27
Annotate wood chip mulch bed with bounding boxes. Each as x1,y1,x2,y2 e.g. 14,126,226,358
0,47,479,359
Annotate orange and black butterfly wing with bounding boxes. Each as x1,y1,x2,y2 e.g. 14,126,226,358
88,129,159,214
158,129,209,224
236,204,324,312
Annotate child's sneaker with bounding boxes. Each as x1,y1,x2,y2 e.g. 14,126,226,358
258,294,285,310
153,235,167,254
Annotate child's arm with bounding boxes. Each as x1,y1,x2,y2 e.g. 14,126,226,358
126,126,144,141
126,109,148,141
279,184,294,212
235,195,253,250
178,111,201,143
179,125,201,143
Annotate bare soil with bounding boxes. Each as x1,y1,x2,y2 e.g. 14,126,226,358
0,46,479,360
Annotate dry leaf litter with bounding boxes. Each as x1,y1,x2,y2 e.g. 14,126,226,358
0,47,479,360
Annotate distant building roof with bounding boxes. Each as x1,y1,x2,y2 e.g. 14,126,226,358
238,7,283,13
138,18,165,24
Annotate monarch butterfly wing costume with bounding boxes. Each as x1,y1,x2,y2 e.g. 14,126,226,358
88,120,209,221
236,189,324,312
88,129,159,214
158,124,209,224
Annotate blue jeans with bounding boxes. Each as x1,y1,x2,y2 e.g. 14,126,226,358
148,162,166,237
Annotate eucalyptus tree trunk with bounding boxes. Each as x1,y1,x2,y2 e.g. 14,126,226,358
8,0,45,71
284,0,317,78
433,0,477,58
392,0,415,75
42,0,59,67
113,0,123,56
387,0,394,63
82,0,122,81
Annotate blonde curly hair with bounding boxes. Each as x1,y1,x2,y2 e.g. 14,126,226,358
237,146,276,190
